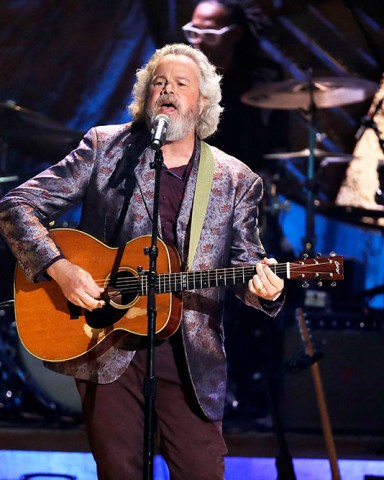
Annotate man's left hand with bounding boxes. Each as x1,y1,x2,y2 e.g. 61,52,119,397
248,257,284,301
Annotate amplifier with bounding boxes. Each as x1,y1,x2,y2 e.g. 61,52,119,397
281,326,384,433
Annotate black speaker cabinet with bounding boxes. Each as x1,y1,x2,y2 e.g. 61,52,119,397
282,326,384,433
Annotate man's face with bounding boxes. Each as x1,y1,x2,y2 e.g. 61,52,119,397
190,2,241,65
146,54,203,141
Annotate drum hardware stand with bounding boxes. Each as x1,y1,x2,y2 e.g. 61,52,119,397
302,71,318,257
266,372,297,480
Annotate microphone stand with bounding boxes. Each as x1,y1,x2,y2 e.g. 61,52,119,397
143,146,164,480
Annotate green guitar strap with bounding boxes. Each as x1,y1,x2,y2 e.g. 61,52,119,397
187,141,215,270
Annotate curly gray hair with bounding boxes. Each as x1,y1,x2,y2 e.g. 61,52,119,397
128,43,223,139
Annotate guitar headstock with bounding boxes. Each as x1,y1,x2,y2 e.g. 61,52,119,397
295,307,315,357
289,253,343,287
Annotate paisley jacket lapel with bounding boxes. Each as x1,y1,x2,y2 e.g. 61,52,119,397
133,147,162,236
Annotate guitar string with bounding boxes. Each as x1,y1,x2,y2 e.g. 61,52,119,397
94,262,337,287
90,260,339,295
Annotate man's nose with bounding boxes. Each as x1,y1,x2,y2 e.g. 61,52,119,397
162,81,174,94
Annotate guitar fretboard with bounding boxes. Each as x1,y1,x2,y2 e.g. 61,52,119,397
108,255,342,299
140,264,289,295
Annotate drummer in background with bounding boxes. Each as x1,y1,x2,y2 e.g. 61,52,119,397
182,0,294,430
182,0,290,174
182,0,293,257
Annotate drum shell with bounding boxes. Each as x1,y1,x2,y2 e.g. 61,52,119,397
18,340,82,414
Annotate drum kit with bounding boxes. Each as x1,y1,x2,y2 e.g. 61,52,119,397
0,100,83,162
0,101,83,423
242,74,380,254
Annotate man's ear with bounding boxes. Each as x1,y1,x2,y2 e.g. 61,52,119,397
199,96,207,114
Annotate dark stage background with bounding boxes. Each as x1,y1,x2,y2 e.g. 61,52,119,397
1,0,384,435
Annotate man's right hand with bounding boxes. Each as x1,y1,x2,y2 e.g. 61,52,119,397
47,258,105,311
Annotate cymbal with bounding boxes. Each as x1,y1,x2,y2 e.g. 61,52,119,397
314,203,384,230
263,148,355,161
0,175,19,184
241,77,379,110
0,100,83,160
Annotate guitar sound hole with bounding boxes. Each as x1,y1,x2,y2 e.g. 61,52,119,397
106,269,139,308
85,269,140,330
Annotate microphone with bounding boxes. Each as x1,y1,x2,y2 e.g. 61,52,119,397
355,97,384,141
150,114,170,151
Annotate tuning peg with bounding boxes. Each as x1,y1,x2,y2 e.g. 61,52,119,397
329,251,336,257
302,253,308,260
316,252,322,257
301,281,309,288
317,280,323,287
331,281,337,287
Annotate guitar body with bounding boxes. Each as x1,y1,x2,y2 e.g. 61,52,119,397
15,229,182,362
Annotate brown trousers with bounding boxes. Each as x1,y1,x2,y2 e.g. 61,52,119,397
76,338,227,480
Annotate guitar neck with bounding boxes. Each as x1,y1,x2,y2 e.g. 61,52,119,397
155,263,289,294
151,254,343,294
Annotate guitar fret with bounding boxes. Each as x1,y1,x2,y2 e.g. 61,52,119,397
139,256,342,296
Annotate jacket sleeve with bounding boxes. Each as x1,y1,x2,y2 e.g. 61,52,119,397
230,171,284,317
0,128,97,281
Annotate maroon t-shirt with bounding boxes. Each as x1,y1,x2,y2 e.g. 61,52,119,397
158,157,194,246
156,153,196,389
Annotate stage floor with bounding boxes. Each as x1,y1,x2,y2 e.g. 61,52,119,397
1,421,384,479
1,450,384,480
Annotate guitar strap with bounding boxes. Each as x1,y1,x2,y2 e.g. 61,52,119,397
187,141,215,270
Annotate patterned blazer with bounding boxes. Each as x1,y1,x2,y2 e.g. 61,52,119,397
0,122,283,421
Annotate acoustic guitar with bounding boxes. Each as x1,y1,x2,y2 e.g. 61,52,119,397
14,228,344,362
295,307,342,480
